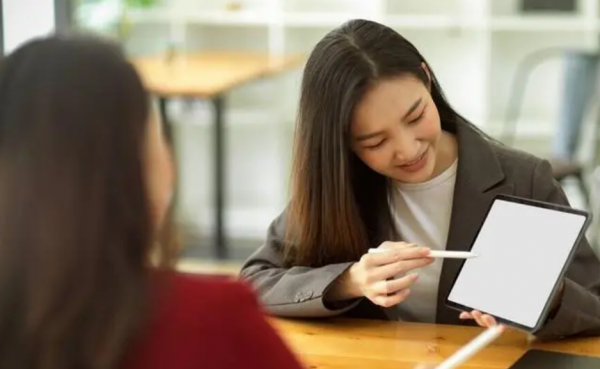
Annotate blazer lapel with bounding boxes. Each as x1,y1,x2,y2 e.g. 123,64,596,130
436,121,514,324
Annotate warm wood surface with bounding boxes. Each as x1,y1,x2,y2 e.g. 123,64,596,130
272,318,600,369
131,51,304,98
176,258,240,275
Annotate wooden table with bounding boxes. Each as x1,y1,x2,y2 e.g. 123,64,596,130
272,318,600,369
176,258,240,276
132,52,304,258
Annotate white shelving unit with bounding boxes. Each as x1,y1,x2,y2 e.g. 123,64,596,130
127,0,600,129
120,0,600,238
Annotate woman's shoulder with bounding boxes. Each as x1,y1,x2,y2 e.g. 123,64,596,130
486,137,550,178
141,271,264,336
125,274,292,369
455,120,568,205
162,272,259,313
482,137,561,201
455,118,549,178
134,273,264,350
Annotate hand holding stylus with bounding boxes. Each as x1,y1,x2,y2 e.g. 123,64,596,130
328,242,433,306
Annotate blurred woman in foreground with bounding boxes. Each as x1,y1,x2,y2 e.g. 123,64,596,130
0,35,303,369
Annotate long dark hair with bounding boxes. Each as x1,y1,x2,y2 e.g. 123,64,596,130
0,35,177,369
285,19,468,267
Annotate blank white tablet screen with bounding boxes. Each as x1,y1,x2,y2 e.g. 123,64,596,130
447,198,587,329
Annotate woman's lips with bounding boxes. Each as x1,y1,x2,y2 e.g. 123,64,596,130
397,149,428,173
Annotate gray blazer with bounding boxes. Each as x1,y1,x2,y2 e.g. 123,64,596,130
239,120,600,340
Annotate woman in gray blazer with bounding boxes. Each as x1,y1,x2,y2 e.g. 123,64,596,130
239,19,600,340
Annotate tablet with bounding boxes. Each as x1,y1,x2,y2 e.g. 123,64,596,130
446,194,590,332
508,349,600,369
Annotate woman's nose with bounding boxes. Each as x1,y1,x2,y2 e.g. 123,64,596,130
393,137,420,162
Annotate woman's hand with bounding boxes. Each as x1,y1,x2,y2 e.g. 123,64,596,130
460,281,566,328
329,242,434,306
459,310,498,327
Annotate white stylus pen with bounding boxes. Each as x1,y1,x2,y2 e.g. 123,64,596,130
434,325,505,369
367,248,478,259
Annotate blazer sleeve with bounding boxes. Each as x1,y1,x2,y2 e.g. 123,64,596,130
531,159,600,340
215,282,306,369
239,211,359,317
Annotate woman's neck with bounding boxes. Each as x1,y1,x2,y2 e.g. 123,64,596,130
432,131,458,178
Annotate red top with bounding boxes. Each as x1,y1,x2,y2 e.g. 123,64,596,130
124,272,304,369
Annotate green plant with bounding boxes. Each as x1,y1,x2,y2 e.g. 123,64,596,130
76,0,158,7
74,0,160,40
125,0,159,7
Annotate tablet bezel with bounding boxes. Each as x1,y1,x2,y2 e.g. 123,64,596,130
445,193,591,332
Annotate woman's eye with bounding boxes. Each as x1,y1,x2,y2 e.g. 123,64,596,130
409,112,424,125
365,139,386,150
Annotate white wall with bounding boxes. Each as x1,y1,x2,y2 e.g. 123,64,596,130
2,0,55,54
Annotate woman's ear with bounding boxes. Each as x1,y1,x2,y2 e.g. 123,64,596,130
421,62,432,90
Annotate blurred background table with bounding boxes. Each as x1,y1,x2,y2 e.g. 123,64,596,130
132,52,304,259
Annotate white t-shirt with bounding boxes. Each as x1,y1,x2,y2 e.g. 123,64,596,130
389,159,458,323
